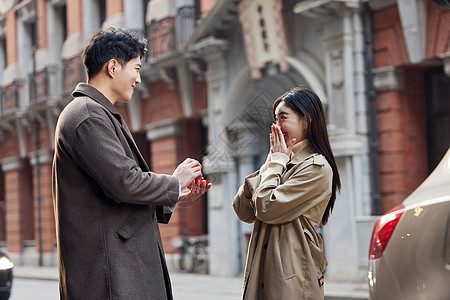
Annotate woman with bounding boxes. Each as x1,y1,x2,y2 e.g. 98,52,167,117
233,87,341,300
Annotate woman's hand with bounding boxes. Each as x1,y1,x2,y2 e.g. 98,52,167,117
270,124,296,157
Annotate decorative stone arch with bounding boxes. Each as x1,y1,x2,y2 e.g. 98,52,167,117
285,56,328,105
223,55,328,129
221,56,328,173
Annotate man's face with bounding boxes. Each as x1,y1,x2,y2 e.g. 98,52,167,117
112,56,142,102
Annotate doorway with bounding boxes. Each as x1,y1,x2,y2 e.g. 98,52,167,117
426,67,450,171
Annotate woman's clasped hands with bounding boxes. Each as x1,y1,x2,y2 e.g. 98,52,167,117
269,124,296,158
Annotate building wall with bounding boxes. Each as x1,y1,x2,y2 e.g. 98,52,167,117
372,5,409,67
141,81,184,125
0,0,208,267
425,0,450,59
66,0,82,37
6,10,18,66
376,73,428,212
372,0,449,213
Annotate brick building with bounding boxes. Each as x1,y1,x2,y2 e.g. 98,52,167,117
371,0,450,213
0,0,212,267
0,0,449,284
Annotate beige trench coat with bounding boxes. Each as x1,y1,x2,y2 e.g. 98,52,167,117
233,141,333,300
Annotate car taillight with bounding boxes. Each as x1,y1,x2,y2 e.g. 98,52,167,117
368,205,404,260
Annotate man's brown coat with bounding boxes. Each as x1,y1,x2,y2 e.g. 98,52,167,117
53,83,179,299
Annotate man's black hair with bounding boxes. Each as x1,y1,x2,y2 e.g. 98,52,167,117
82,27,148,80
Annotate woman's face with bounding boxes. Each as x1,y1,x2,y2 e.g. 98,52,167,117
274,101,307,144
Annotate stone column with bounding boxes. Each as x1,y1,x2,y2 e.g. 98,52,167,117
200,42,243,276
322,4,373,282
229,121,262,271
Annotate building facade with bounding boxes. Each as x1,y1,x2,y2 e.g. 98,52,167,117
0,0,448,284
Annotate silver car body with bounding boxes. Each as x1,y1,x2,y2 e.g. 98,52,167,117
368,148,450,300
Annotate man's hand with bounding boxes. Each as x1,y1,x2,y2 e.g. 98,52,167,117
172,158,202,189
179,178,212,203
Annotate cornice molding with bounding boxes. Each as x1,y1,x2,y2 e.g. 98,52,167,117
29,150,53,166
145,119,182,141
373,66,404,91
1,157,24,172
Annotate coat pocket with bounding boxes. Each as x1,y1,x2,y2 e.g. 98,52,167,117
116,208,148,240
279,234,296,280
303,229,327,273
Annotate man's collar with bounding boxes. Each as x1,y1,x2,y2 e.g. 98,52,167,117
72,83,121,118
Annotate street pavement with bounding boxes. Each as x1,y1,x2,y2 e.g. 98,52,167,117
11,265,368,300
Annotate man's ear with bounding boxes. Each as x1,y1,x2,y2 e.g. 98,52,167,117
106,59,118,78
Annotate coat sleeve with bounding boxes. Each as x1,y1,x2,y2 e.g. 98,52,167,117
71,117,179,207
232,170,261,223
232,153,272,223
156,206,172,224
253,155,332,225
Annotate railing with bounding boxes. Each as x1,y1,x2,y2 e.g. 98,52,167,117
176,5,198,47
148,17,176,57
63,56,85,93
147,5,198,58
29,65,62,103
0,63,67,116
0,80,23,115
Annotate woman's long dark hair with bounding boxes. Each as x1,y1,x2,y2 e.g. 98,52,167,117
272,87,341,225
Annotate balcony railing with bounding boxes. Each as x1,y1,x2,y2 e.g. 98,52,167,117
29,65,62,103
0,80,23,115
176,5,198,47
0,62,72,116
63,56,86,92
147,5,198,58
148,17,176,57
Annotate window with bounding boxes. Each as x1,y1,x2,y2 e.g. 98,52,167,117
426,67,450,171
0,37,6,87
16,1,37,75
50,1,67,61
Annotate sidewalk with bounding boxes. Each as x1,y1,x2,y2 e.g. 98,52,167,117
13,265,368,300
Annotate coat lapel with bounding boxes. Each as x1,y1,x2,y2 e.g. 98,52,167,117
119,122,150,172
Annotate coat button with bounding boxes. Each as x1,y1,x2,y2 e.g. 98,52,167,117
263,243,268,249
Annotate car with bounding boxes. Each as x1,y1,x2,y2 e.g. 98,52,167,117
368,147,450,300
0,250,13,300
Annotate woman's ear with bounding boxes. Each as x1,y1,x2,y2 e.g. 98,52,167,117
302,115,309,130
106,59,118,78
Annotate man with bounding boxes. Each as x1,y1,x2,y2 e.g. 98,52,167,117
52,27,210,299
